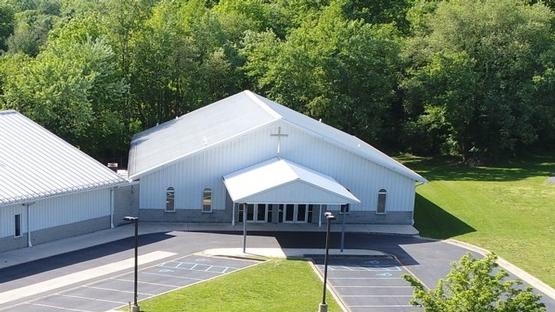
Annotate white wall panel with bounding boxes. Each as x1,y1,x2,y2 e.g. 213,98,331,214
29,189,111,231
140,120,417,213
0,203,26,238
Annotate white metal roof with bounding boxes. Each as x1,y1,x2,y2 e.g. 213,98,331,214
223,158,360,204
129,90,427,183
0,110,127,206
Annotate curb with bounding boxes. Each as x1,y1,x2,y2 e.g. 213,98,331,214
444,239,555,301
307,260,349,312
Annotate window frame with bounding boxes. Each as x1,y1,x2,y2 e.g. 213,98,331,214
14,214,21,238
202,188,213,213
376,189,387,214
165,187,175,213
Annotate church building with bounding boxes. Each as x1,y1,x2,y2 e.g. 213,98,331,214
128,91,427,227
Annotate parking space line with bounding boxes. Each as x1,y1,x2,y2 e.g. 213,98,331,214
204,265,213,272
142,271,203,280
0,251,176,305
330,277,403,280
342,295,413,297
84,285,154,296
31,303,94,312
60,294,126,304
349,305,413,308
335,285,412,288
114,278,180,288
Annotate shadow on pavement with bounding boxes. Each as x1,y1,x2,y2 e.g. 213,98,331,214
0,233,174,284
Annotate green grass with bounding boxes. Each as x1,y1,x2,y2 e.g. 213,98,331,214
398,154,555,287
136,259,341,312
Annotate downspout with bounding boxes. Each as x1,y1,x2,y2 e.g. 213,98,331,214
232,202,236,226
110,187,115,228
25,202,35,247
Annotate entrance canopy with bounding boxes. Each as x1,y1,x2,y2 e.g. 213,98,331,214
223,158,360,205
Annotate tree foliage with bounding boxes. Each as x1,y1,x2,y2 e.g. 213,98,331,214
0,0,553,164
404,253,546,312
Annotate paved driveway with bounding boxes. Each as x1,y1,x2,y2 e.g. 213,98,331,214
0,231,553,311
0,255,258,312
311,255,418,312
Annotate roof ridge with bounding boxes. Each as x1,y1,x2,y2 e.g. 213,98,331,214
244,90,283,120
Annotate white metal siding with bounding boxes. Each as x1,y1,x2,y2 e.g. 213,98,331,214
242,180,358,204
0,188,111,238
30,189,111,231
140,121,416,213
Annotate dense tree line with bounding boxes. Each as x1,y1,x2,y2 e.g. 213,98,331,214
0,0,553,164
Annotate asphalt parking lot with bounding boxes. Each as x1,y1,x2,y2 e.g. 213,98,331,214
0,255,258,312
311,255,418,312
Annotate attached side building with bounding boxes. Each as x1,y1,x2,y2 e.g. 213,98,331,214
129,91,427,228
0,110,128,252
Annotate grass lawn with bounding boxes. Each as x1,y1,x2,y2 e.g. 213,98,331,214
398,154,555,287
136,259,341,312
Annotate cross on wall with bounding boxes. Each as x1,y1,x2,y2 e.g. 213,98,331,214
270,126,288,154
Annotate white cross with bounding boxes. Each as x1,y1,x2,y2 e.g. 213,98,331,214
270,126,288,154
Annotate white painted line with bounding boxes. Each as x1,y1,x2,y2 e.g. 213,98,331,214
84,285,154,296
31,303,94,312
142,271,203,280
335,286,412,288
114,278,180,288
349,305,412,308
60,294,126,304
330,277,403,280
204,265,213,272
0,251,176,305
342,295,413,298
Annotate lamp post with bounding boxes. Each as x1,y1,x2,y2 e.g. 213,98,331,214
319,211,335,312
123,216,139,312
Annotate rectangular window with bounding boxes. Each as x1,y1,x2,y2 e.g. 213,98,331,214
340,204,349,214
14,214,21,237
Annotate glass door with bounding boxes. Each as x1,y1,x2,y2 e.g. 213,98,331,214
283,204,308,223
296,204,308,223
284,204,295,223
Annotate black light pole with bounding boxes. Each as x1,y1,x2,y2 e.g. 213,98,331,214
319,211,335,312
123,216,139,312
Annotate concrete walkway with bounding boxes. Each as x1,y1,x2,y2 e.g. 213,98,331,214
0,222,417,270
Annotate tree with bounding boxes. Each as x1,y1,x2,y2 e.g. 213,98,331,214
402,0,555,161
404,253,546,312
242,0,402,145
0,36,128,160
0,4,14,52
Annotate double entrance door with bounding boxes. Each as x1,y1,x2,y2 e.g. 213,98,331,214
238,204,312,223
282,204,308,223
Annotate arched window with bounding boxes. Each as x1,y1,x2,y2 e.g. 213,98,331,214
166,187,175,212
202,188,212,212
377,189,387,214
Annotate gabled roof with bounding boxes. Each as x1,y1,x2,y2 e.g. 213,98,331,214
128,90,427,183
223,158,360,204
0,110,127,206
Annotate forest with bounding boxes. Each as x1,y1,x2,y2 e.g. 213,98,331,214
0,0,553,164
